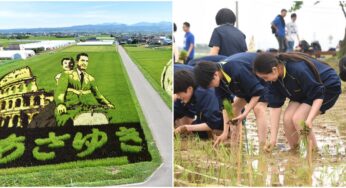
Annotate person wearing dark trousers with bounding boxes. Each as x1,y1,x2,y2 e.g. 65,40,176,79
183,22,195,64
209,8,247,56
272,9,288,52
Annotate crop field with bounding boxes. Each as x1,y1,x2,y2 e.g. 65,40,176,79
174,57,346,186
0,45,161,186
124,45,172,107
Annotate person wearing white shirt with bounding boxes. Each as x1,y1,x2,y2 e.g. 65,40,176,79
286,13,300,52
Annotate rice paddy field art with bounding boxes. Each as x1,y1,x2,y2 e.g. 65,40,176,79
0,45,161,186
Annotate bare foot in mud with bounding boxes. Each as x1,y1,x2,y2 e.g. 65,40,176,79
263,143,275,153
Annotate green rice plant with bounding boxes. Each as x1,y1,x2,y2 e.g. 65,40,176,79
299,121,311,158
73,129,108,158
116,127,142,144
120,143,142,153
32,147,55,161
179,50,188,61
0,134,25,164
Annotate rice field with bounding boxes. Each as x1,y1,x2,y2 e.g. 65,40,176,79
174,57,346,186
0,45,161,186
0,45,138,123
124,45,172,107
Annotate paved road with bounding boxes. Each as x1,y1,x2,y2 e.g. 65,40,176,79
118,46,172,186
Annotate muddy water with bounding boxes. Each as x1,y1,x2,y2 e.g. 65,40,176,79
175,98,346,186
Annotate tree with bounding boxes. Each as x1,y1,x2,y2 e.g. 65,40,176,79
290,1,346,57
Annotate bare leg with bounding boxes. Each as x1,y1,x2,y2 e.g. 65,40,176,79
231,97,247,143
253,102,268,145
291,103,318,148
283,102,300,148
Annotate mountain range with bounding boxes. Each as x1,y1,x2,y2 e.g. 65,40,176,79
0,22,172,33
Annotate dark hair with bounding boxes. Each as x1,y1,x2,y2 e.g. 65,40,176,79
215,8,236,25
194,61,221,88
339,56,346,81
291,13,297,18
174,23,177,32
281,9,287,13
183,22,190,28
61,57,75,69
76,53,88,61
174,70,195,93
253,52,324,83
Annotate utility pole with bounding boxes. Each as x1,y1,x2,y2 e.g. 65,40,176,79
236,1,239,28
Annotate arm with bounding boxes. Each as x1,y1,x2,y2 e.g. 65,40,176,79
54,72,69,114
90,79,114,108
185,123,211,132
214,109,231,146
186,43,194,58
271,17,280,33
305,99,323,128
209,46,220,55
209,29,221,55
232,96,260,122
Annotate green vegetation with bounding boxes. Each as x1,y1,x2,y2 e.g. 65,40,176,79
0,45,162,186
124,45,172,108
116,127,143,144
0,45,139,123
0,134,25,164
121,143,142,153
32,147,55,161
174,135,346,186
33,133,71,161
73,129,108,158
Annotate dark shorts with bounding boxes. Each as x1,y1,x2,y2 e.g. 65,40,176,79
295,92,340,114
174,100,196,121
320,93,339,114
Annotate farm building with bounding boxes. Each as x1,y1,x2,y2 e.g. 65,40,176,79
77,40,114,46
0,50,35,60
20,40,75,52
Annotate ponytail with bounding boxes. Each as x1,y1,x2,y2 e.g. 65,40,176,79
277,52,323,83
254,52,325,83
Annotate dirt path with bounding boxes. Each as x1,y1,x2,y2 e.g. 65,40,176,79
118,45,172,186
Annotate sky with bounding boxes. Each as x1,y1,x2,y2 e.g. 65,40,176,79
0,1,172,29
173,0,345,51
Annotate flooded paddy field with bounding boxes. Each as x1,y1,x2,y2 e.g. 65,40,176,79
174,57,346,187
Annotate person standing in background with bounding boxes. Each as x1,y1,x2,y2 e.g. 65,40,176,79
173,23,180,63
271,9,287,52
209,8,247,56
286,13,300,52
183,22,195,64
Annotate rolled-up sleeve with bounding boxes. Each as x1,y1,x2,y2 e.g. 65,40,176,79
209,29,221,48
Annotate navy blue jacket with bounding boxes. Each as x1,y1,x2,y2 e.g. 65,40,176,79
193,87,223,130
174,63,193,72
268,58,341,108
187,55,227,66
221,52,266,100
189,55,233,107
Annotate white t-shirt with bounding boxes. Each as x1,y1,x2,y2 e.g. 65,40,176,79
286,22,298,42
